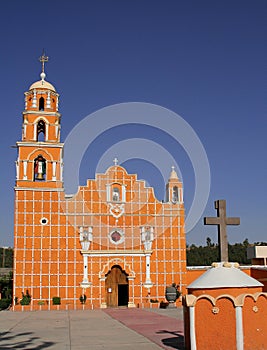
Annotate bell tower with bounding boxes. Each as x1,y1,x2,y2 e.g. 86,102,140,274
13,54,64,307
15,52,63,188
165,166,183,204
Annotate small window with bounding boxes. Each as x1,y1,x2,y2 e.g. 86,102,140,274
39,97,45,110
37,120,45,141
40,217,48,225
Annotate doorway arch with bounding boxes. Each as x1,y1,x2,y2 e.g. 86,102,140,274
105,265,129,307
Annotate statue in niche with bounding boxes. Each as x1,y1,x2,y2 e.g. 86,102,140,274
141,227,154,250
34,155,46,180
112,187,120,201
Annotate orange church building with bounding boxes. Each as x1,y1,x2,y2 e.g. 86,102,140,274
13,58,187,310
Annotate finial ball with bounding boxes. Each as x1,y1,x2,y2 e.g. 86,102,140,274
40,72,46,81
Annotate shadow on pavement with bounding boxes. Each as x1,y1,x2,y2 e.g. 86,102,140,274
157,330,185,350
0,331,54,349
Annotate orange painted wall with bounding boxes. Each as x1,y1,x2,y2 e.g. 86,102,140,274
243,294,267,350
195,297,236,350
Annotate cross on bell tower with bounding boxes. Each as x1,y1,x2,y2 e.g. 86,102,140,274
204,200,240,262
39,50,48,72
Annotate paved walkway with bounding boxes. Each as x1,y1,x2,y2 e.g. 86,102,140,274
0,308,184,350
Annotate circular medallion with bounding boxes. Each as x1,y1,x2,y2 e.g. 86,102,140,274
109,229,124,245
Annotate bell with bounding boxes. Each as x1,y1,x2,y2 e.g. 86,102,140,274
36,172,44,180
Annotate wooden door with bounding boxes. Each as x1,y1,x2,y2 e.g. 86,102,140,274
105,265,128,307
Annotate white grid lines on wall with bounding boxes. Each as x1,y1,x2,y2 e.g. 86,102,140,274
73,201,77,306
22,191,27,293
56,194,61,300
65,193,69,301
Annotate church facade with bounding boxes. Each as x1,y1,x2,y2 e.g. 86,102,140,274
13,59,187,310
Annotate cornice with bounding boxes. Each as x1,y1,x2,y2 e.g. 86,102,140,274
16,142,64,148
23,110,61,117
14,187,64,192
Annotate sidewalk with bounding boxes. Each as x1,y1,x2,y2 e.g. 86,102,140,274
0,308,184,350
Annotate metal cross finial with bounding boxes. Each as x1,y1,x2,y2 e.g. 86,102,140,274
39,50,49,74
113,158,118,166
204,200,240,262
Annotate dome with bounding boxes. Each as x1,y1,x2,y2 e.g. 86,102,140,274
169,166,179,180
187,262,263,289
29,79,56,92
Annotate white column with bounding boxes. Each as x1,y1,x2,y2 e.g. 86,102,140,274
106,184,110,201
179,188,183,203
23,161,27,180
56,96,59,111
60,160,63,181
33,123,37,141
55,125,59,139
32,89,37,108
23,124,27,139
82,254,89,284
145,253,152,286
79,227,93,288
45,123,49,141
189,306,197,350
236,306,244,350
16,160,19,180
52,161,57,181
122,185,126,202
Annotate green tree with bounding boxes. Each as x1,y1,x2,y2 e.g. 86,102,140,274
0,271,13,310
0,247,13,268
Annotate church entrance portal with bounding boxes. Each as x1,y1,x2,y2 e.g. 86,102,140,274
105,265,129,307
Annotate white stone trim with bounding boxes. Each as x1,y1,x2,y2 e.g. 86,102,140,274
81,250,149,257
22,110,61,117
16,160,19,180
45,123,49,141
32,89,37,108
33,123,37,141
46,91,51,109
189,306,197,350
52,161,57,181
106,184,110,201
16,142,64,148
236,306,244,350
14,187,64,192
23,161,27,180
55,125,59,139
144,253,153,287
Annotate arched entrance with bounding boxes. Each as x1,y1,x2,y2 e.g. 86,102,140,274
105,265,129,307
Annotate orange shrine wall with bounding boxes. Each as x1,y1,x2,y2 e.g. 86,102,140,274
13,166,187,310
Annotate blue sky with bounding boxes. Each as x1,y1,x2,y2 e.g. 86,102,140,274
0,0,266,247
